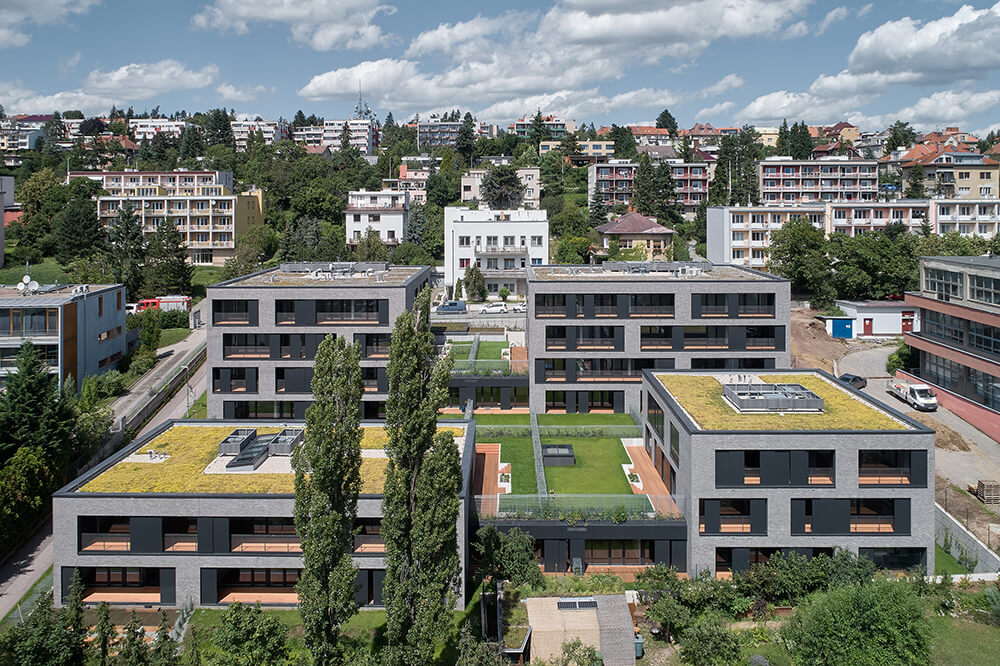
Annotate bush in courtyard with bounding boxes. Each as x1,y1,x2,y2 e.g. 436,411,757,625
158,309,190,329
678,612,741,665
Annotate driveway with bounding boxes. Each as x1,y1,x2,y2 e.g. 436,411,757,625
836,344,894,380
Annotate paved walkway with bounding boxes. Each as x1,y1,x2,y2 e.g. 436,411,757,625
624,444,679,516
474,443,502,516
836,344,895,380
0,521,52,621
136,361,207,438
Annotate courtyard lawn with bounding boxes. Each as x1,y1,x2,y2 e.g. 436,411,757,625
541,437,632,494
935,544,969,576
476,341,510,360
450,342,473,360
929,614,1000,665
537,413,637,426
499,437,538,495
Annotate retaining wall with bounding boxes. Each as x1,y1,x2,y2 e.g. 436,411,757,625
935,502,1000,574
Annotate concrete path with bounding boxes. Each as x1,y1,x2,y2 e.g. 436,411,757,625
136,360,208,439
0,521,52,621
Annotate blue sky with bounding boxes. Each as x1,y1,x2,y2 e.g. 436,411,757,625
4,1,1000,136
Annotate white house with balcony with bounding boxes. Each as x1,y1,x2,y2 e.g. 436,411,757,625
346,189,410,247
444,207,549,298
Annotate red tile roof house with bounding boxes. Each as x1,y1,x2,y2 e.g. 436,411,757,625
592,212,675,261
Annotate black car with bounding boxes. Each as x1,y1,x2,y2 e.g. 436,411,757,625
839,373,867,390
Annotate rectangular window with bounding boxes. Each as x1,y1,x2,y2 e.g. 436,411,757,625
531,236,543,246
737,293,775,316
925,268,963,300
971,274,1000,305
458,236,470,247
647,396,664,438
669,422,680,464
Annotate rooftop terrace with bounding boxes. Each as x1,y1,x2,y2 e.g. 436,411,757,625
652,371,918,432
213,262,427,288
528,261,779,282
76,422,467,496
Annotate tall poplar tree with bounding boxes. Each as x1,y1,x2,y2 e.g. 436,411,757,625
382,289,460,666
293,334,363,665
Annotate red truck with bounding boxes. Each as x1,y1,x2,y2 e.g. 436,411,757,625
133,295,192,313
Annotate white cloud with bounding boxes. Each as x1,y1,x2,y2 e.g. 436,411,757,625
696,101,734,119
192,0,395,50
0,0,100,48
0,88,115,116
405,13,531,57
85,60,218,100
782,21,808,39
61,51,82,72
895,89,1000,125
738,2,1000,128
857,3,873,19
216,83,272,102
816,6,849,35
698,74,743,97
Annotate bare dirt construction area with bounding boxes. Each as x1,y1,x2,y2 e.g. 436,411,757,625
936,474,1000,553
789,307,891,373
907,412,971,452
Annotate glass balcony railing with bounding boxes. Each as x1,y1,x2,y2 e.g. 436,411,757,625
80,533,131,552
858,467,911,485
230,534,302,553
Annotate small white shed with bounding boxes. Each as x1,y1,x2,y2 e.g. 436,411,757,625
830,300,920,339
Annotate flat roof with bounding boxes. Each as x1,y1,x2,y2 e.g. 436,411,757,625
211,263,428,288
527,262,783,282
922,255,1000,271
0,283,119,306
650,370,922,432
70,421,469,496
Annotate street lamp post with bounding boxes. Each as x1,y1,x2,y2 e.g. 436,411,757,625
181,364,191,418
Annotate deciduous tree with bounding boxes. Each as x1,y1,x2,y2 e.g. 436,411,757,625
766,216,832,304
354,227,390,262
213,602,289,666
293,334,363,665
143,222,194,297
382,289,460,666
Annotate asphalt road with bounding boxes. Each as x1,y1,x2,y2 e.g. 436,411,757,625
137,360,208,438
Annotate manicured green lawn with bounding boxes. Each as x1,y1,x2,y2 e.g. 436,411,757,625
192,265,226,302
158,327,192,348
537,413,637,426
0,257,67,285
450,342,473,360
929,614,1000,665
541,437,632,494
497,437,538,494
476,341,509,360
472,413,530,425
935,544,969,575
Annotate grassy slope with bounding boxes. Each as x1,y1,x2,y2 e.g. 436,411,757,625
158,327,191,348
192,265,226,303
541,437,631,494
935,544,969,576
0,257,67,285
185,391,207,419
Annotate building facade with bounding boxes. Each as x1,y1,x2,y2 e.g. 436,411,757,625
539,140,616,158
77,171,262,266
0,282,127,389
345,189,410,247
230,120,291,152
902,256,1000,441
381,163,429,204
594,213,675,261
292,119,378,154
508,115,576,138
588,160,708,214
706,201,931,269
444,207,549,298
525,262,791,415
642,369,935,576
460,167,541,209
758,157,878,205
128,119,191,141
206,262,430,421
0,126,43,151
52,419,474,609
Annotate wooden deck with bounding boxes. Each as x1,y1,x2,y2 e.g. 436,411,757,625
509,345,529,374
474,443,505,515
624,445,680,516
217,588,298,605
82,587,160,604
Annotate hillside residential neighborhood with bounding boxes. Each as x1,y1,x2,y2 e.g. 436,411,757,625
4,2,1000,664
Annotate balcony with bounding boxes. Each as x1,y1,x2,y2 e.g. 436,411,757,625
163,534,198,552
474,245,528,255
545,338,567,350
543,369,566,381
575,337,614,350
363,378,380,393
859,467,911,486
536,306,565,317
576,369,643,382
80,533,130,552
214,312,252,325
315,312,380,324
481,267,525,278
594,305,618,317
808,467,834,485
639,337,672,351
849,515,895,534
745,337,777,350
365,345,389,358
223,346,269,359
230,534,302,553
629,306,674,317
683,337,727,349
353,534,385,554
700,515,752,534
